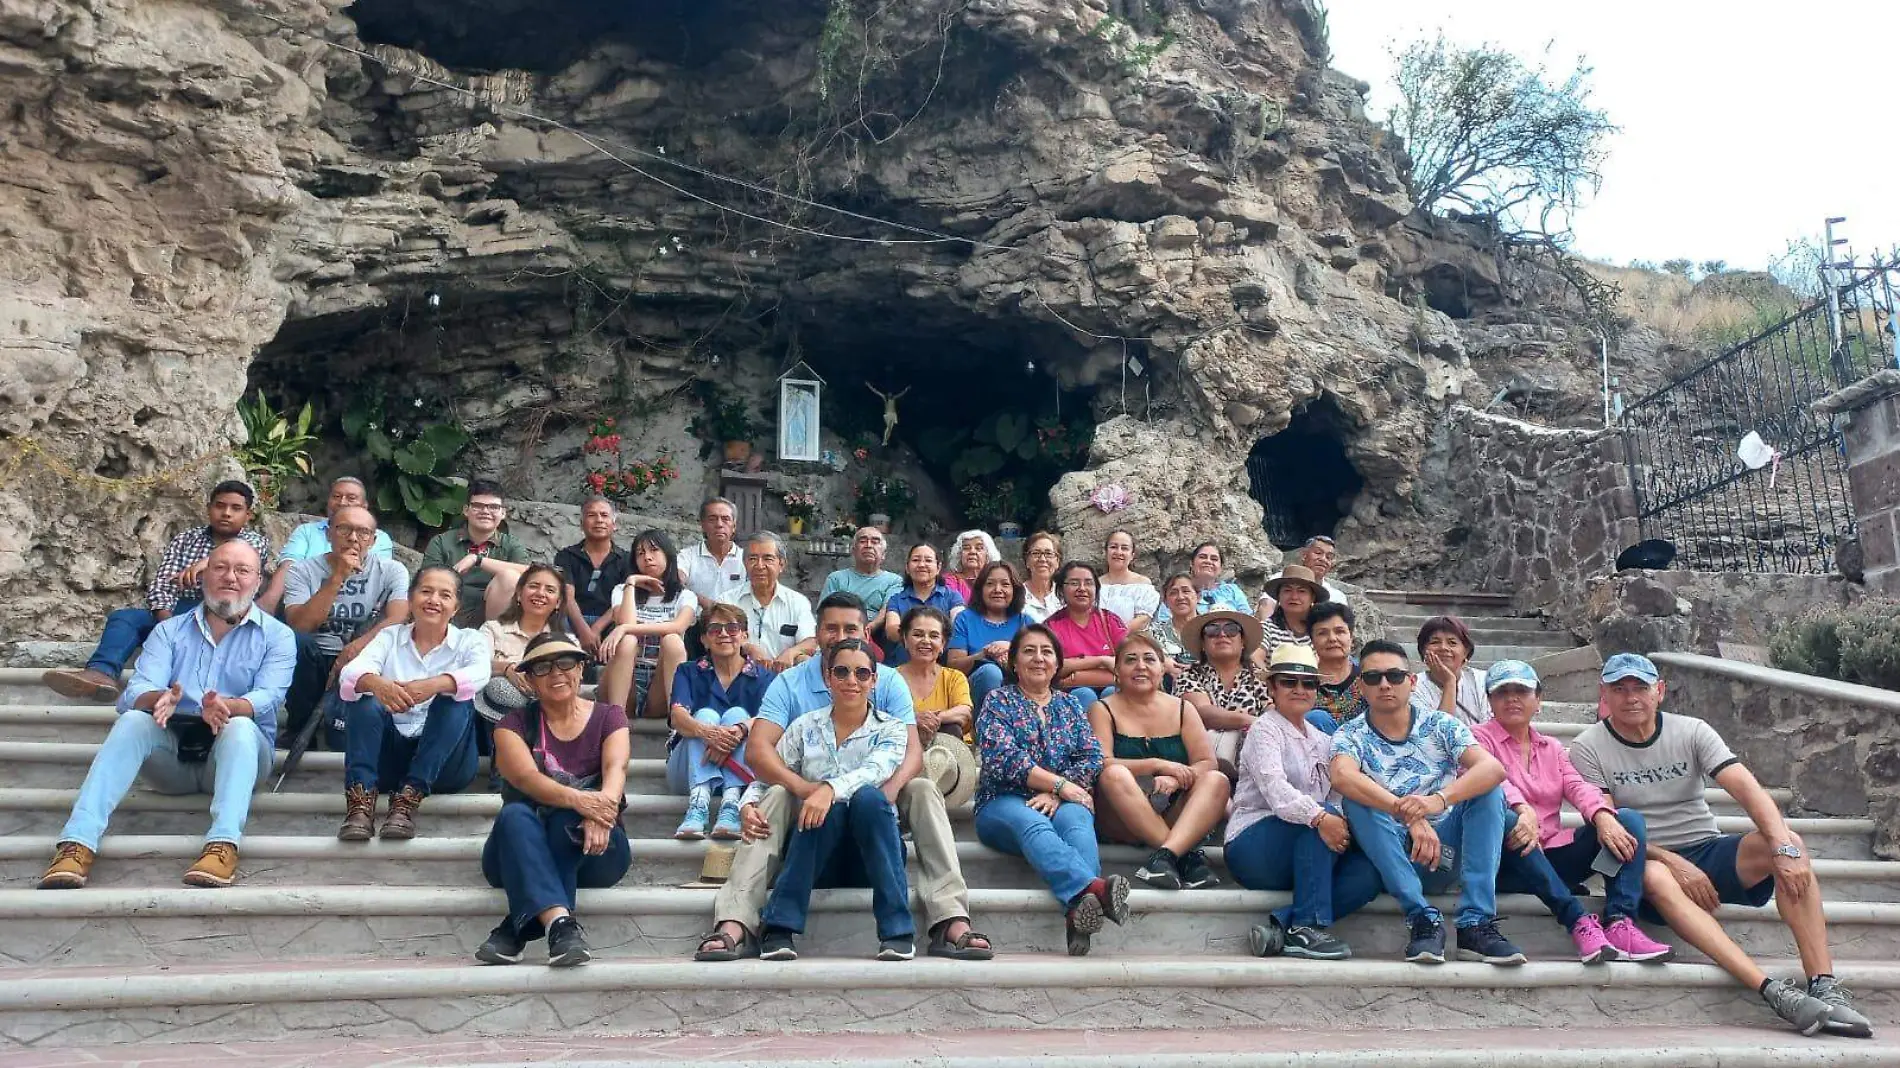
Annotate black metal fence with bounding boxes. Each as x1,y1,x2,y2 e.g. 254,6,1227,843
1620,266,1898,573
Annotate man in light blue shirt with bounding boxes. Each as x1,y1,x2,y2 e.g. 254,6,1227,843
39,539,295,892
819,527,903,621
261,477,395,614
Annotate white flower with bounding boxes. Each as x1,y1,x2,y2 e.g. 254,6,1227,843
413,398,424,408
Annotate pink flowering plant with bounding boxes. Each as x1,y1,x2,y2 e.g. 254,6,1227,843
581,417,678,503
783,489,821,521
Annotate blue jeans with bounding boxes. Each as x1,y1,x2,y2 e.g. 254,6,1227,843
968,662,1005,716
339,694,479,795
86,604,197,677
60,710,271,849
283,632,336,749
975,793,1100,905
1226,814,1384,928
761,787,914,940
1064,685,1117,708
481,801,632,932
664,707,753,793
1497,808,1650,925
1345,784,1508,928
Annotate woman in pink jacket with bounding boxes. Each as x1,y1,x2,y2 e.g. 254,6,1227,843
1472,660,1674,963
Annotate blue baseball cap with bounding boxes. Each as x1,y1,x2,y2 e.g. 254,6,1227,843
1484,660,1539,693
1601,653,1660,685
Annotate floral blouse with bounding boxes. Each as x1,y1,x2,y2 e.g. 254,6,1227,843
974,685,1103,809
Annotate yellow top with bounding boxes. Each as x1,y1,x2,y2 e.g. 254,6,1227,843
906,665,974,742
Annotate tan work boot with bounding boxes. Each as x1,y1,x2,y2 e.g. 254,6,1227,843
183,842,239,888
338,784,376,841
42,668,121,704
380,784,424,840
39,842,96,889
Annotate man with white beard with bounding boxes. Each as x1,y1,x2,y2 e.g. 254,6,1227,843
38,539,296,890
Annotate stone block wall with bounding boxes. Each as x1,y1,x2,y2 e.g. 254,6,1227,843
1585,570,1863,657
1820,370,1900,596
1651,652,1900,857
1432,408,1638,624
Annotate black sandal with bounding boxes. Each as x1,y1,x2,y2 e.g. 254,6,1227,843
927,921,995,961
692,926,758,962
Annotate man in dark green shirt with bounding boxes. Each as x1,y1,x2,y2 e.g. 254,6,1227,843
420,479,531,627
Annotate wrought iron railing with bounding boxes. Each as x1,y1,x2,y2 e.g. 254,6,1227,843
1620,265,1898,573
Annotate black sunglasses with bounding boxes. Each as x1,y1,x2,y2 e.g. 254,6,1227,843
1273,677,1320,691
1358,668,1411,686
829,665,876,682
526,655,586,677
1201,622,1244,638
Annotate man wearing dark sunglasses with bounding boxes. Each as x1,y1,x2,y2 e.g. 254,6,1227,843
1328,640,1525,967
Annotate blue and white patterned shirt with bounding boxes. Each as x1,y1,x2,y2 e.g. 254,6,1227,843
740,703,908,807
1331,706,1477,800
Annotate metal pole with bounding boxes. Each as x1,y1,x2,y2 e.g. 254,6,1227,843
1597,329,1611,427
1824,217,1848,382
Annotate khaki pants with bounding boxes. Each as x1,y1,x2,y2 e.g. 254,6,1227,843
712,777,970,934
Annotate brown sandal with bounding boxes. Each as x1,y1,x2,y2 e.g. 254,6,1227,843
693,926,758,962
927,921,994,961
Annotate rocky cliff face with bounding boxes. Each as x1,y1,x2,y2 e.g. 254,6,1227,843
1,0,1615,637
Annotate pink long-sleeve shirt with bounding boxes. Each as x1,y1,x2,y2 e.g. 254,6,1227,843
1471,718,1613,850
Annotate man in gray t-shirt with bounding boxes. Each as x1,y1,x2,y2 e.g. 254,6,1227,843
1569,653,1869,1037
281,507,411,740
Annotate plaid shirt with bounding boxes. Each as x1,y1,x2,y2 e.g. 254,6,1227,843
147,526,274,613
740,703,907,807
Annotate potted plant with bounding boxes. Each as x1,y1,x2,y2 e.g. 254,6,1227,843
783,489,820,536
688,380,767,463
234,392,317,510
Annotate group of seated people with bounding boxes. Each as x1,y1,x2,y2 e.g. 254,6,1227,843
30,480,1873,1038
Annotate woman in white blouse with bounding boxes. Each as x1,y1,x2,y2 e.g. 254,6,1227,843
599,530,697,718
1223,644,1380,962
1097,529,1158,632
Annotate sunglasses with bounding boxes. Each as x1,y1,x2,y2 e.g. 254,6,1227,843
705,622,746,637
526,655,585,677
1201,622,1243,638
1272,677,1319,691
1358,668,1412,686
829,665,876,682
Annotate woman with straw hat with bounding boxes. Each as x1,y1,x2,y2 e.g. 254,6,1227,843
1258,564,1330,652
1176,609,1269,770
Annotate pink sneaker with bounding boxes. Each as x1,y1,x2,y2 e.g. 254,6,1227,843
1605,917,1675,962
1570,914,1613,964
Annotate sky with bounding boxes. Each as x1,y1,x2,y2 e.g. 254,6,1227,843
1327,1,1900,271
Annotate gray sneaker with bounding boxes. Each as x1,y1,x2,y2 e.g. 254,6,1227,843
1761,978,1829,1036
1808,976,1875,1038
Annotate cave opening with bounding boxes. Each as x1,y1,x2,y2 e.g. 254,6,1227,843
1245,395,1363,550
346,0,762,73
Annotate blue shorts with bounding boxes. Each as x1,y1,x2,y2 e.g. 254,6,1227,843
1640,833,1773,922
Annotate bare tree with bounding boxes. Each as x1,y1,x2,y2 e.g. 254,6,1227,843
1390,34,1617,242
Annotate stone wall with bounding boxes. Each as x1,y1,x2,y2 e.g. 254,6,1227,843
1394,407,1636,623
1818,369,1900,596
1650,652,1900,857
1585,570,1863,657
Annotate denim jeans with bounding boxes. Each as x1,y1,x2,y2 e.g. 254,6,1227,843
968,662,1005,717
481,801,632,931
86,604,202,678
339,694,479,795
59,710,271,849
761,787,914,940
1225,814,1384,928
1345,784,1508,928
283,632,336,750
975,793,1100,905
663,707,753,793
1064,685,1117,709
1497,807,1650,925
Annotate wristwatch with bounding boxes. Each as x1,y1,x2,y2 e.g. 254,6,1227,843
1773,842,1804,860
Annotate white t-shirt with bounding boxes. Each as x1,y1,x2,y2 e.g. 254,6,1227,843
679,542,748,606
608,584,696,635
737,585,816,657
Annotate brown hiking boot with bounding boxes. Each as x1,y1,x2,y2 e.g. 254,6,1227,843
42,668,121,704
39,842,96,889
183,842,239,888
338,784,377,841
380,784,424,840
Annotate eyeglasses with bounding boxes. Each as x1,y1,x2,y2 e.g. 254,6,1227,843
1358,668,1412,686
1062,579,1094,589
467,502,506,514
526,655,585,677
332,524,375,540
1272,677,1320,691
705,622,746,637
1201,622,1243,638
829,665,876,682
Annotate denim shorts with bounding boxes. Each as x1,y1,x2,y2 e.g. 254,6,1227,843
1637,833,1774,923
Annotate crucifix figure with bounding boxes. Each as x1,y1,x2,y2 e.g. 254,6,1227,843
866,384,909,446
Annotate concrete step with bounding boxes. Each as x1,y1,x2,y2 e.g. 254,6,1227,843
0,954,1894,1048
1363,589,1521,612
1383,620,1575,647
0,786,1821,846
29,1027,1900,1068
5,883,1898,966
5,830,1875,894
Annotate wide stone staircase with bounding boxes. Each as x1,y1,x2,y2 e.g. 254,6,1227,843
1363,588,1585,670
1,610,1899,1064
